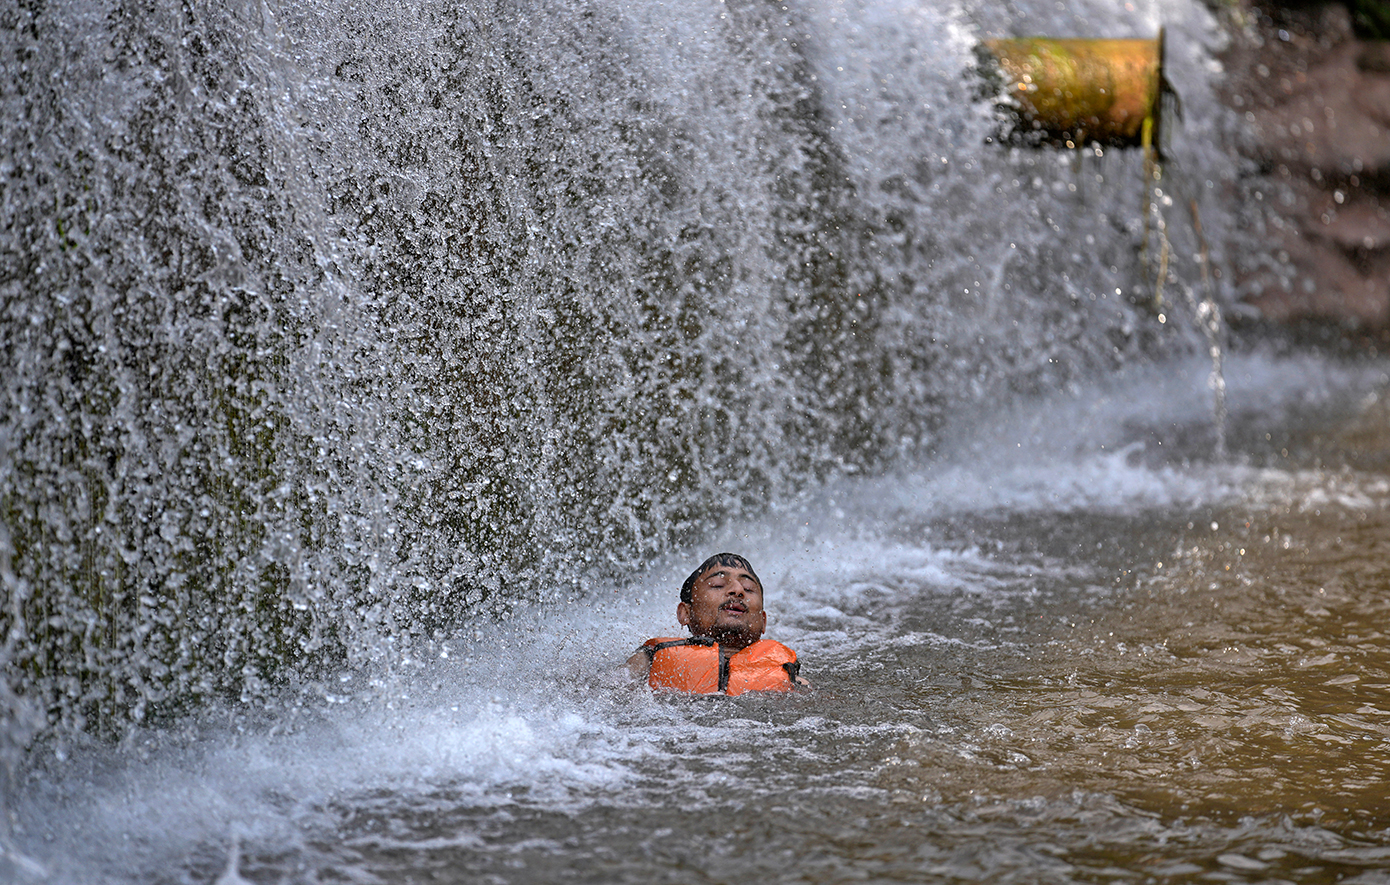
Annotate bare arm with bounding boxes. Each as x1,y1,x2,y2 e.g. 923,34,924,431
625,648,652,681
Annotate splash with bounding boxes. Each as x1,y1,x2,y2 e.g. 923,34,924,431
2,0,1241,745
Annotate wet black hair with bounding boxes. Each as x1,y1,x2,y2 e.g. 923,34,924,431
679,553,762,605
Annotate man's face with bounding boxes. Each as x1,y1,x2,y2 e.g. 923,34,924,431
678,562,767,648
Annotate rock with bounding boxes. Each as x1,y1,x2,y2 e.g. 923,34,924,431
1250,39,1390,173
1219,0,1390,331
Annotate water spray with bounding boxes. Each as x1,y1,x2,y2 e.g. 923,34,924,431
978,31,1226,456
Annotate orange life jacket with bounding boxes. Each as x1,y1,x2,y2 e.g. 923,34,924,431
640,636,800,695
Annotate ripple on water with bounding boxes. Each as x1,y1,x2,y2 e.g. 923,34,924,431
15,356,1390,883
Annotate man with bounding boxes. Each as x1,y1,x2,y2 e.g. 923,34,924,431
626,553,807,695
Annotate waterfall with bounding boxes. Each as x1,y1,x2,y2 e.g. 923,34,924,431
1,0,1238,748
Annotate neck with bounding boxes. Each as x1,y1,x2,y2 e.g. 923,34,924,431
710,629,760,651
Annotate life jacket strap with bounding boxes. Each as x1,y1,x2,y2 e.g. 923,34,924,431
782,659,801,684
640,636,716,662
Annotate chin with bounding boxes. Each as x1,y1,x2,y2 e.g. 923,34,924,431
714,623,758,639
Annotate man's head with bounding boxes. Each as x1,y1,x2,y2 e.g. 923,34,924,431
677,553,766,649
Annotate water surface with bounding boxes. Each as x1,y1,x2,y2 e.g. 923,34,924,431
10,352,1390,885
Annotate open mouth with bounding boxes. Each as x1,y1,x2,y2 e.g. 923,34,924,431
720,602,748,614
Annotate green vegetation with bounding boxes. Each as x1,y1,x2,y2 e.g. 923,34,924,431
1349,0,1390,38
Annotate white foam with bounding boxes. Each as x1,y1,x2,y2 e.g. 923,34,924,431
18,350,1390,883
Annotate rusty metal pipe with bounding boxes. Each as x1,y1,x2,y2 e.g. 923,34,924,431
978,33,1165,149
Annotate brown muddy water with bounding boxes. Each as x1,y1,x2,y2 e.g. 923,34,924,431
9,352,1390,885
